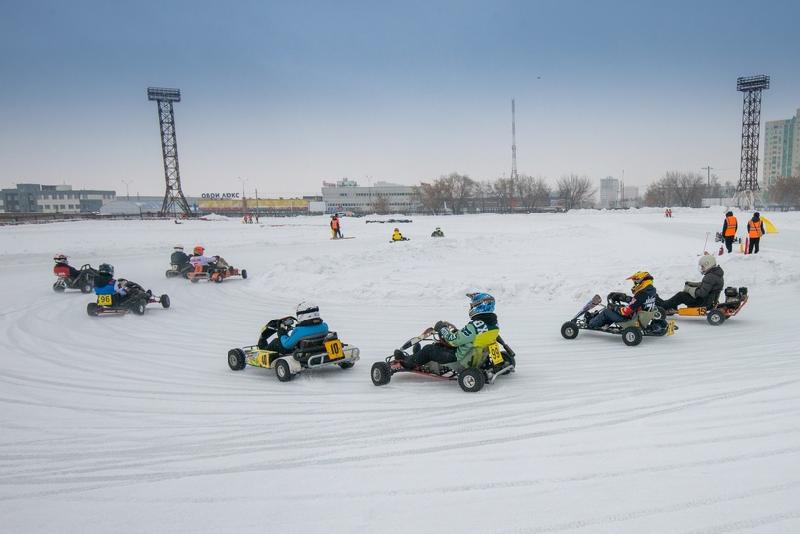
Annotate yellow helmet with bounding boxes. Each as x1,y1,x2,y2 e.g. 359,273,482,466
626,271,653,293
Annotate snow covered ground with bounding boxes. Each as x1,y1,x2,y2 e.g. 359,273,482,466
1,209,799,533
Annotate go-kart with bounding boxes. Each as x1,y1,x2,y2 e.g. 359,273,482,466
227,318,359,381
87,280,170,317
53,264,98,293
560,293,677,346
165,263,193,279
188,257,247,283
370,325,516,393
673,286,748,325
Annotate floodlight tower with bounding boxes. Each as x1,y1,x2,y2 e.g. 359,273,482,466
734,75,770,210
511,98,519,180
147,87,191,217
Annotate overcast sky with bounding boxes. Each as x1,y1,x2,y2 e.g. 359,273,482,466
1,0,798,197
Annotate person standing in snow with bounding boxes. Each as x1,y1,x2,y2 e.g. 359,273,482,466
747,212,764,254
721,211,738,253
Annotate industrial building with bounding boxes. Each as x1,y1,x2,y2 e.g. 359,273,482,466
0,184,115,213
321,179,419,214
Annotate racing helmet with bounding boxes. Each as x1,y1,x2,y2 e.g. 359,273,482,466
296,301,320,323
193,245,205,255
698,254,716,274
174,245,184,251
626,271,653,293
467,292,496,317
53,253,67,263
98,263,114,276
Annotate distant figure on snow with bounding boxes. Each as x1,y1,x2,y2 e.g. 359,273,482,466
747,212,764,254
721,211,738,253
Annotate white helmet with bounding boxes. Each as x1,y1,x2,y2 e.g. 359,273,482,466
296,301,320,323
174,245,184,250
698,254,716,273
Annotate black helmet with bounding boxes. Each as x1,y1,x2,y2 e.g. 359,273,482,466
98,263,114,276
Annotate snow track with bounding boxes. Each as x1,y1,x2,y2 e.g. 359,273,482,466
1,210,799,533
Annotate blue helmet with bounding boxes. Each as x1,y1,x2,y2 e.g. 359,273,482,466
467,292,495,317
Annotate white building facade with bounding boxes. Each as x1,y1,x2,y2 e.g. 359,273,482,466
321,179,419,214
599,176,620,208
763,109,800,188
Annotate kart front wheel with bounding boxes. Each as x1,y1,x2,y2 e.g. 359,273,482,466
241,269,248,279
339,361,355,369
371,362,392,386
160,294,170,309
275,359,293,382
53,282,66,293
621,327,642,346
707,309,725,326
80,282,93,294
132,300,147,315
86,302,99,316
228,349,246,371
458,368,485,393
561,321,579,340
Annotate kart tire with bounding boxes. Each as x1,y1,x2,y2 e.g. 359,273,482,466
621,327,642,346
561,321,579,340
227,349,246,371
275,359,293,382
132,300,147,316
166,270,177,279
502,351,515,369
214,275,223,283
338,361,355,369
707,309,725,326
53,282,66,293
371,362,392,386
160,294,170,309
241,269,248,279
190,276,199,284
458,368,485,393
86,302,99,317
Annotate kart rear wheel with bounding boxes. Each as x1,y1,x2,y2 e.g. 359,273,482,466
621,327,642,346
80,282,93,293
86,302,99,317
501,351,515,369
458,368,485,393
228,349,246,371
275,359,293,382
165,270,178,279
561,321,579,340
707,309,725,326
214,274,223,283
338,361,355,369
241,269,248,279
371,362,392,386
190,276,199,284
160,294,170,309
132,300,147,315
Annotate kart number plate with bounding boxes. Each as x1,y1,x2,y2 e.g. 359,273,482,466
325,339,344,360
97,294,113,306
488,343,503,365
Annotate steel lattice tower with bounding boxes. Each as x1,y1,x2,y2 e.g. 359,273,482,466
511,98,519,180
147,87,191,217
734,75,770,210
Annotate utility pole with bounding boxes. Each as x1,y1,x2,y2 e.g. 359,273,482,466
511,98,518,180
121,179,133,200
237,176,248,216
701,165,714,188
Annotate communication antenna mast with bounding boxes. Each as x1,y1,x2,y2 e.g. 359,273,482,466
733,75,769,210
511,98,518,180
147,87,191,218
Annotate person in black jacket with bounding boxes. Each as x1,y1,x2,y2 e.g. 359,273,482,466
658,255,724,313
170,245,193,276
589,272,659,329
